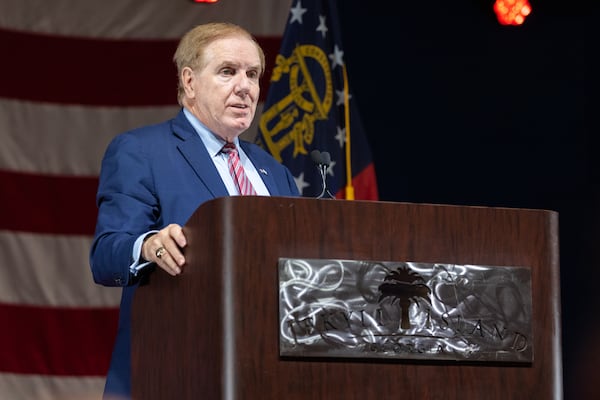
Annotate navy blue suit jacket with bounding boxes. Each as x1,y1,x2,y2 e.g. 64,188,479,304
90,109,299,398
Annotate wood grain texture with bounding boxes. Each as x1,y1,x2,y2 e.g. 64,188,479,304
131,196,562,399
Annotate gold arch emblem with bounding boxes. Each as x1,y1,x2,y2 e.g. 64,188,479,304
259,44,333,162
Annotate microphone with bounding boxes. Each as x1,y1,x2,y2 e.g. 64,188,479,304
310,149,323,165
311,149,335,199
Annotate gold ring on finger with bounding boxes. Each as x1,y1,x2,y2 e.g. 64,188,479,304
155,247,166,259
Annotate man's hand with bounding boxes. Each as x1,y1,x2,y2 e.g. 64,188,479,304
142,223,187,275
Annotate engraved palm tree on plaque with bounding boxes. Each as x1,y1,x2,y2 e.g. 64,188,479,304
378,266,432,329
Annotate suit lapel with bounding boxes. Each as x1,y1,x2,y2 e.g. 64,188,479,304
170,110,283,197
240,141,280,196
171,111,229,198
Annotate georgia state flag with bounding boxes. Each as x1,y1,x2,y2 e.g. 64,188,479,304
257,0,379,200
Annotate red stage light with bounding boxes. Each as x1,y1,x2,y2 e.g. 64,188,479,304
494,0,532,25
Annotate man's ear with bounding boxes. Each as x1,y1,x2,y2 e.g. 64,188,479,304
181,67,196,98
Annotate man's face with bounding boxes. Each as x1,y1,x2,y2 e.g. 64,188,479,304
185,36,261,142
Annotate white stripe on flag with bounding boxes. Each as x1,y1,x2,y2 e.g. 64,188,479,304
0,373,107,400
0,0,291,38
0,99,180,175
0,231,121,307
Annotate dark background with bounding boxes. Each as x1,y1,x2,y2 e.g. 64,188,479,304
338,1,596,398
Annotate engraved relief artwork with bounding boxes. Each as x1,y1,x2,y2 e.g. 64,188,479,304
278,258,533,363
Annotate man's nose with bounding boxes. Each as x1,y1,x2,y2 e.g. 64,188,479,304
234,73,252,94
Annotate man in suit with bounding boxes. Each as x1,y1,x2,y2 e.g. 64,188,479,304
90,22,300,400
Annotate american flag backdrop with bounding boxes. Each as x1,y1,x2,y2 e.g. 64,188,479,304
0,0,290,398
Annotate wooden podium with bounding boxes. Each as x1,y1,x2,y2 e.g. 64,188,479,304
131,196,562,399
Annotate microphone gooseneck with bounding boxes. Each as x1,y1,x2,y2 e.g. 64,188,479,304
311,149,335,199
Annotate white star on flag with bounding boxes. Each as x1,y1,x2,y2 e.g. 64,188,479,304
290,0,308,24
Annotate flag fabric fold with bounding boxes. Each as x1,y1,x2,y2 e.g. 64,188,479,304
257,0,378,200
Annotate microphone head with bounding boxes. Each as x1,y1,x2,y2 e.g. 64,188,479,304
320,151,331,166
310,149,323,165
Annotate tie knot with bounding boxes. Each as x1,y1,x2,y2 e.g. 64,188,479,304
222,142,237,154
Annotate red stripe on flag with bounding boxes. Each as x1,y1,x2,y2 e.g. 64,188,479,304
334,163,379,201
351,163,379,201
0,303,118,376
0,170,99,235
0,28,281,106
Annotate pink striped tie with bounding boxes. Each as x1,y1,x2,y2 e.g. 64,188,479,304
222,142,257,196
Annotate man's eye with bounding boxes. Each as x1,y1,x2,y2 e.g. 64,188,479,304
222,68,234,76
247,71,259,80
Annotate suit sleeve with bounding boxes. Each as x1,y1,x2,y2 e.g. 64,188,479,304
89,133,159,287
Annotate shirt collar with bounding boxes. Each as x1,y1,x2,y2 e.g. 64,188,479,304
182,107,239,157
